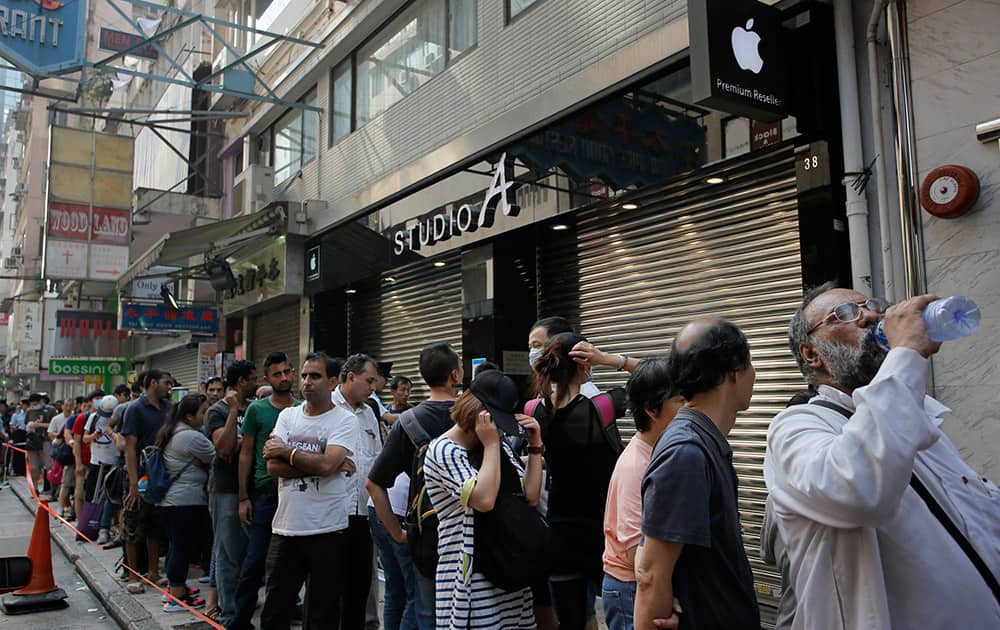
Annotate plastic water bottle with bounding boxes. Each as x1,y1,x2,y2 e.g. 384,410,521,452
874,295,981,350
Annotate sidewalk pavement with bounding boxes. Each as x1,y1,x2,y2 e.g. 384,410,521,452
7,479,213,630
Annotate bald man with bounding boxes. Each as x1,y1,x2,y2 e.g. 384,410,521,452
634,318,760,630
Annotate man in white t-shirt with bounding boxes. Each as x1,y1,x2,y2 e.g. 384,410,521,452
260,352,359,630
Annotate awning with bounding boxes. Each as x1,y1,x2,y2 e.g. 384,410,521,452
117,206,285,291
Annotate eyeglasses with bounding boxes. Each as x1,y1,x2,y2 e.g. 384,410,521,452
807,298,889,335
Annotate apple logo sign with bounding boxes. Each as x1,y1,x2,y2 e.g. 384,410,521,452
731,18,764,74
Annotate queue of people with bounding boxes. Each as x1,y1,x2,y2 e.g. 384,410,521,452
2,284,998,630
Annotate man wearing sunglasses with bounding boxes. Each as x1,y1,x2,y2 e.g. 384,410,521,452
764,283,1000,629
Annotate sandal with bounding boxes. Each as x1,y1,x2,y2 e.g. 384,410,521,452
126,582,145,594
204,606,222,622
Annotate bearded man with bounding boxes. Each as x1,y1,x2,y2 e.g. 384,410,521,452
764,283,1000,629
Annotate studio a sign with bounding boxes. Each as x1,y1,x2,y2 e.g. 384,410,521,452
689,0,788,121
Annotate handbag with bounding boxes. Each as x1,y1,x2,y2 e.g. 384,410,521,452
76,465,108,541
103,466,125,505
468,444,551,592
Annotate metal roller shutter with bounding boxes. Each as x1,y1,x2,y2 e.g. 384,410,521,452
250,301,301,375
539,145,806,622
350,253,463,404
148,346,199,391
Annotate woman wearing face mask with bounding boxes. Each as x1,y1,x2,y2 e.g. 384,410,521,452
155,394,216,612
527,332,629,630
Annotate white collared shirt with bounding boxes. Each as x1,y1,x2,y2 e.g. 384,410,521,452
764,347,1000,629
333,385,383,516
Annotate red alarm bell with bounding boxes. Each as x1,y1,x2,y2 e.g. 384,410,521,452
920,165,980,219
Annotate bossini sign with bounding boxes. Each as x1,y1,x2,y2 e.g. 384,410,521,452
49,357,129,378
390,153,520,255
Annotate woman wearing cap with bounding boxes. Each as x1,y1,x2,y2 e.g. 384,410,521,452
423,371,545,629
155,394,216,612
83,394,123,545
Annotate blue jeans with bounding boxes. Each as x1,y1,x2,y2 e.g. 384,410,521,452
415,569,435,630
209,492,247,625
230,491,278,630
369,507,417,630
601,574,636,630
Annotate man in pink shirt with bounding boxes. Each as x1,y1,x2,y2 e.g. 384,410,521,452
602,359,683,630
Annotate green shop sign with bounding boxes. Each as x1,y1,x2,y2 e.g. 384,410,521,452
49,357,129,378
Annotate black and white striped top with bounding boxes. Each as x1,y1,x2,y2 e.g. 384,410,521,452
424,437,535,629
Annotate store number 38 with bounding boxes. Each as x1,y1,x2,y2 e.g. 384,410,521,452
802,155,820,170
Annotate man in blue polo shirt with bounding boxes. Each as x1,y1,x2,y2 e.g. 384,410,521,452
634,318,759,630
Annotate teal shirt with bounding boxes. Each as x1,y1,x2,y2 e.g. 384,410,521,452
243,397,299,490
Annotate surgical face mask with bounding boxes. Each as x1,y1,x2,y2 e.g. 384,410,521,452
528,347,543,370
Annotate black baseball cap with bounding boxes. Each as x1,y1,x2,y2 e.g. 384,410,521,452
468,370,523,437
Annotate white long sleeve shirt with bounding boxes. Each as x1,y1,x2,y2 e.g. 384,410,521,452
764,347,1000,629
333,386,383,516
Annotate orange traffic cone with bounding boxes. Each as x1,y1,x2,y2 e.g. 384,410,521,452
0,500,68,614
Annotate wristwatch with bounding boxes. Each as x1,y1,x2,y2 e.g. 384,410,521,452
526,444,545,455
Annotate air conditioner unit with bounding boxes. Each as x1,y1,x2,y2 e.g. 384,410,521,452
233,165,274,215
10,246,22,257
2,256,17,270
209,47,255,111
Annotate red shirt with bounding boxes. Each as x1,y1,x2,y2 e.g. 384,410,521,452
72,412,91,466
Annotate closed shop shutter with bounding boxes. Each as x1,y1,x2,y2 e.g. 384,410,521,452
350,253,463,403
250,300,301,375
539,145,805,620
147,346,199,391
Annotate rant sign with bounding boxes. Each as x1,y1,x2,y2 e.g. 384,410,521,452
0,0,88,75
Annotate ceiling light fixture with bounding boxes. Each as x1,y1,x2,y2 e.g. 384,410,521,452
433,261,446,267
161,285,179,310
551,223,569,231
344,288,357,295
384,276,396,283
622,202,639,210
706,176,725,185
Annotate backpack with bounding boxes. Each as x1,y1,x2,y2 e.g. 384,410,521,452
468,444,551,591
398,406,440,580
525,391,624,455
138,428,195,505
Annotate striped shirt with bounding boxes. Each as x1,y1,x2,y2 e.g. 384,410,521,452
424,437,535,629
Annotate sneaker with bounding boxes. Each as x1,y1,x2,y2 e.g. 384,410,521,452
163,596,205,613
163,587,201,603
96,529,110,545
197,574,211,584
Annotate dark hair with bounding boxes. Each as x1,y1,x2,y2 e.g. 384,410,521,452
788,281,838,385
419,342,460,388
28,393,41,403
389,375,412,390
627,358,678,433
263,352,288,370
144,369,167,389
667,319,751,399
75,396,85,405
225,360,256,388
88,389,106,401
303,352,341,378
531,316,574,337
132,371,147,394
203,376,223,391
113,384,131,397
534,332,586,404
340,353,375,382
155,394,207,450
41,394,50,403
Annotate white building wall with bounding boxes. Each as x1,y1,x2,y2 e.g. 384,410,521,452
907,0,1000,479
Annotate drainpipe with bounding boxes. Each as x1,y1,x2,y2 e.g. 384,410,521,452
866,0,897,302
887,1,926,298
833,0,873,291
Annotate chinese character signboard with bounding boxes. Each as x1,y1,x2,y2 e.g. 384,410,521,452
98,27,157,60
223,236,303,315
45,126,133,282
119,302,220,333
0,0,88,75
197,342,218,388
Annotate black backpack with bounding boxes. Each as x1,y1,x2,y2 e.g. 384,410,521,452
468,444,552,591
398,407,440,579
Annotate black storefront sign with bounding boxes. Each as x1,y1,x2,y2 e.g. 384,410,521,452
689,0,788,121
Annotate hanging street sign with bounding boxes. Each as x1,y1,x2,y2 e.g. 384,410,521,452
0,0,89,75
98,26,158,60
119,302,220,333
48,357,130,379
